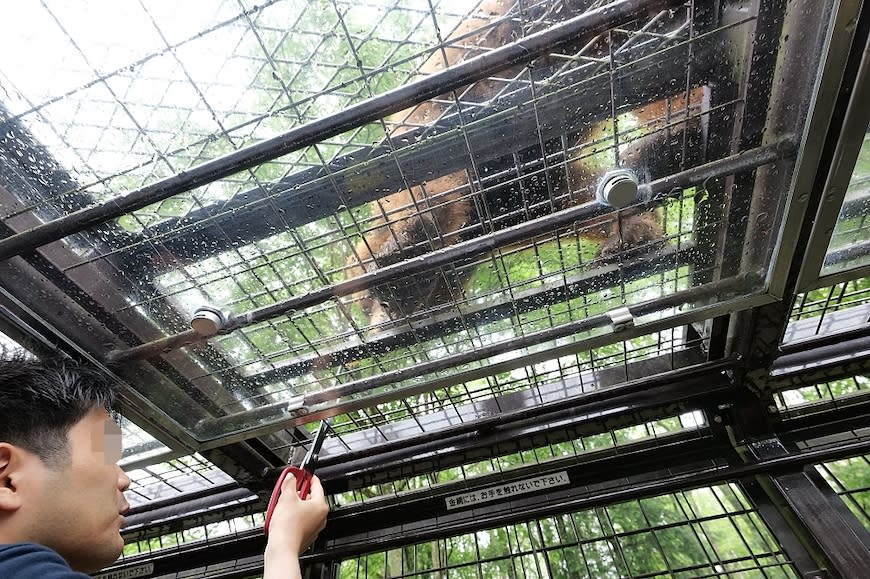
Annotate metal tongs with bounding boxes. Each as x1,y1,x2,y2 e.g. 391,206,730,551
263,420,328,536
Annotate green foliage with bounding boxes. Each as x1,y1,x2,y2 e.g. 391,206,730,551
792,278,870,322
817,455,870,531
337,484,799,578
331,413,705,509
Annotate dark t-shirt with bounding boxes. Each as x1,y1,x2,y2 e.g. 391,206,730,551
0,543,90,578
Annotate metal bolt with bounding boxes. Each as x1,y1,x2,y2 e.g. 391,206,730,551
191,305,227,336
596,169,639,208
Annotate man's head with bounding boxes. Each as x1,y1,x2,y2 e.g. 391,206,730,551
0,350,131,572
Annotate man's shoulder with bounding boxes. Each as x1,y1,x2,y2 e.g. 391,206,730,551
0,543,90,578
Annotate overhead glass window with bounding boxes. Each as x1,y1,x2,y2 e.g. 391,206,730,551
823,124,870,276
0,0,843,446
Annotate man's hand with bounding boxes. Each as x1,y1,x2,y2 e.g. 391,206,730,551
264,473,328,579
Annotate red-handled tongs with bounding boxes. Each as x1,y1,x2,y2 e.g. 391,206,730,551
264,420,329,536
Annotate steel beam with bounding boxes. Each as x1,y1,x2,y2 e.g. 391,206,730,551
197,278,754,440
739,477,831,578
747,438,870,579
100,436,870,577
314,352,725,490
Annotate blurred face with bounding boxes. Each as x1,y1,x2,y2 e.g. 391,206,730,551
25,408,131,572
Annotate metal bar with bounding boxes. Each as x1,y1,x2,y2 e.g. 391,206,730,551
738,478,830,577
808,263,870,293
779,322,870,356
124,483,245,518
0,102,93,221
0,160,273,433
732,0,866,390
124,431,720,546
122,424,727,542
112,398,870,570
115,46,722,265
772,334,870,377
198,277,753,439
106,436,727,577
0,261,203,450
764,0,864,298
121,489,260,544
830,186,870,222
311,437,870,562
237,244,698,384
635,136,796,200
822,240,870,269
99,530,268,579
747,438,870,578
796,8,870,291
107,140,793,364
317,363,731,490
115,46,720,271
769,353,870,392
105,199,637,362
714,0,787,286
778,392,870,442
0,0,684,263
314,354,730,473
198,291,778,446
104,437,870,576
328,436,731,534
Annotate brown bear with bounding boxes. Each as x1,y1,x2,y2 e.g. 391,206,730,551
346,0,706,325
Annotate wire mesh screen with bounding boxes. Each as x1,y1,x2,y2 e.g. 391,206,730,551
118,416,171,469
0,0,835,445
331,410,709,507
785,278,870,345
3,0,869,577
220,324,711,467
775,376,870,413
121,509,264,559
337,483,798,578
124,453,236,508
1,1,470,208
816,455,870,533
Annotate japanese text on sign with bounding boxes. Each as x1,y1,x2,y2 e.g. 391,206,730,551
445,471,570,511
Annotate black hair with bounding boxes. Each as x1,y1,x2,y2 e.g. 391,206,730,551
0,349,116,463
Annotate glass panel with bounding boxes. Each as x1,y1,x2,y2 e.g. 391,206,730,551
775,376,870,412
124,453,237,508
823,124,870,275
0,0,837,442
0,330,30,355
118,418,171,467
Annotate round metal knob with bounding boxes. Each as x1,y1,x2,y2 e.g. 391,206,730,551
191,305,226,336
596,169,639,208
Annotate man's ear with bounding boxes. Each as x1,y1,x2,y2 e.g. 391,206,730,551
0,443,24,512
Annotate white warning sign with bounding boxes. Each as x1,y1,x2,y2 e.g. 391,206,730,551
445,471,570,510
93,563,155,579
